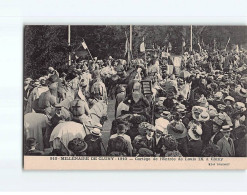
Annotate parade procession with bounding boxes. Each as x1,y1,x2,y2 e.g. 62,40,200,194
23,25,247,158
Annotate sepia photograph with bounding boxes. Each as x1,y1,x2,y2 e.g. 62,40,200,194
23,25,247,169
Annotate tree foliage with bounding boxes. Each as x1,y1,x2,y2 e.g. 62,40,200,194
24,25,247,78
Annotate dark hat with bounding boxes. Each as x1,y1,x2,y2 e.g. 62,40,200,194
138,122,156,135
232,111,243,119
202,143,221,157
80,79,87,87
234,125,247,139
167,122,187,139
26,138,37,148
68,138,88,154
163,134,178,151
138,148,153,157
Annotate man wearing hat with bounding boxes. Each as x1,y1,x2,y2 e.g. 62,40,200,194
209,91,224,109
233,125,247,157
235,87,247,103
84,128,103,156
25,137,44,155
217,104,233,127
153,119,168,155
115,85,126,118
48,66,59,78
132,122,156,155
91,71,108,103
25,77,49,114
79,78,91,101
108,124,133,156
160,134,183,157
69,88,91,123
68,138,88,156
37,74,59,115
81,65,92,91
24,78,33,111
217,125,235,157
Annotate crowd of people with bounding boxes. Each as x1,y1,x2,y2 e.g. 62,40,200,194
24,46,247,157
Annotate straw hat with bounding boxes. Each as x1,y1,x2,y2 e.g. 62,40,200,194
236,88,247,98
155,118,169,135
224,96,235,103
220,125,233,132
91,128,102,137
167,122,187,139
214,92,223,100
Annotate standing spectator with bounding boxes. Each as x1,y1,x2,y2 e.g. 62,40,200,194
84,128,103,156
217,125,235,157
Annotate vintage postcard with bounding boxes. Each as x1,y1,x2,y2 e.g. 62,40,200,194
23,25,247,170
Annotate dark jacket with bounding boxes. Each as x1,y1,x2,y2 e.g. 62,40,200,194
188,139,203,157
84,134,102,156
177,137,189,157
201,120,214,146
234,135,247,157
153,136,165,154
123,94,150,114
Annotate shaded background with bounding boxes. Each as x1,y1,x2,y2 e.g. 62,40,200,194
24,25,247,78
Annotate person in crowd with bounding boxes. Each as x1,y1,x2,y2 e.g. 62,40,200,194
123,82,150,118
201,143,221,157
187,124,203,156
24,45,247,158
68,138,88,156
167,115,188,156
84,128,103,156
132,122,156,155
25,138,44,155
115,85,126,118
160,134,183,157
217,125,235,157
107,124,133,156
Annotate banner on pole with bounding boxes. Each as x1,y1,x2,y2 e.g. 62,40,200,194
82,41,88,49
140,42,145,52
140,37,145,53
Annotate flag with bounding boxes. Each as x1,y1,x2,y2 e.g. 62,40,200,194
201,39,205,47
168,42,172,50
82,41,87,49
182,40,186,47
140,37,145,53
198,42,201,52
124,38,129,57
225,37,230,50
213,38,216,51
124,36,131,65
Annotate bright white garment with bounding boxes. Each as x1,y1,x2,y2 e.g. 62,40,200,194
24,113,49,151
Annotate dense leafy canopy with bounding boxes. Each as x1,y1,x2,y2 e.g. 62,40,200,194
24,25,247,78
